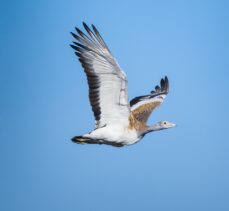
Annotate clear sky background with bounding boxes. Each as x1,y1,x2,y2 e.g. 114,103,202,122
1,0,229,210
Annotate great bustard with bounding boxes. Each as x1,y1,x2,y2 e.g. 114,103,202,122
70,22,176,147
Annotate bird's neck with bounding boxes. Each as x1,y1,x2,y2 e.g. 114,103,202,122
147,124,164,133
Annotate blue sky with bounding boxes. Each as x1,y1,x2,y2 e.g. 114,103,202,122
1,0,229,210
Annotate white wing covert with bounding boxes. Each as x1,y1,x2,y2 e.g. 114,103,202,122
70,23,130,128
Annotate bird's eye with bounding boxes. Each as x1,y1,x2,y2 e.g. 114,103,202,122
164,122,166,125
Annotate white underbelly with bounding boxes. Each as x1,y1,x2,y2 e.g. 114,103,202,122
84,125,140,145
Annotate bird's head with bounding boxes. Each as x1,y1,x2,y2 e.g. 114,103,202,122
148,121,176,132
157,121,176,129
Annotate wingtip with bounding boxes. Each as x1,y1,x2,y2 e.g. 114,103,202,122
75,27,85,36
92,24,98,33
91,24,96,29
82,22,89,30
69,44,74,48
70,44,82,52
74,51,81,57
74,27,79,32
70,42,79,51
155,85,161,92
164,76,169,93
70,31,79,39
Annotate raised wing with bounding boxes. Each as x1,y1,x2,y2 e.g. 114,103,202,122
130,76,169,123
70,23,130,128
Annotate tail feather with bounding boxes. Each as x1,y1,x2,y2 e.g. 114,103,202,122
71,136,98,145
71,136,125,147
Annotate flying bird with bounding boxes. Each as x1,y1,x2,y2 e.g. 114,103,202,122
70,22,176,147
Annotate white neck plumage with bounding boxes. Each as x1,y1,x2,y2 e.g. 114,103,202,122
146,121,176,134
147,124,165,133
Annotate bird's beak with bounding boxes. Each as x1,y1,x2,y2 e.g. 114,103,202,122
170,123,176,128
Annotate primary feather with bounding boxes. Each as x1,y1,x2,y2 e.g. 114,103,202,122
70,22,130,129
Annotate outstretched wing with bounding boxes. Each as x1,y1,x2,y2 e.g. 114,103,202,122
130,76,169,123
70,23,130,128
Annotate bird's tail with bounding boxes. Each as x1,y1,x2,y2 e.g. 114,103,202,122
71,136,97,145
71,136,125,147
